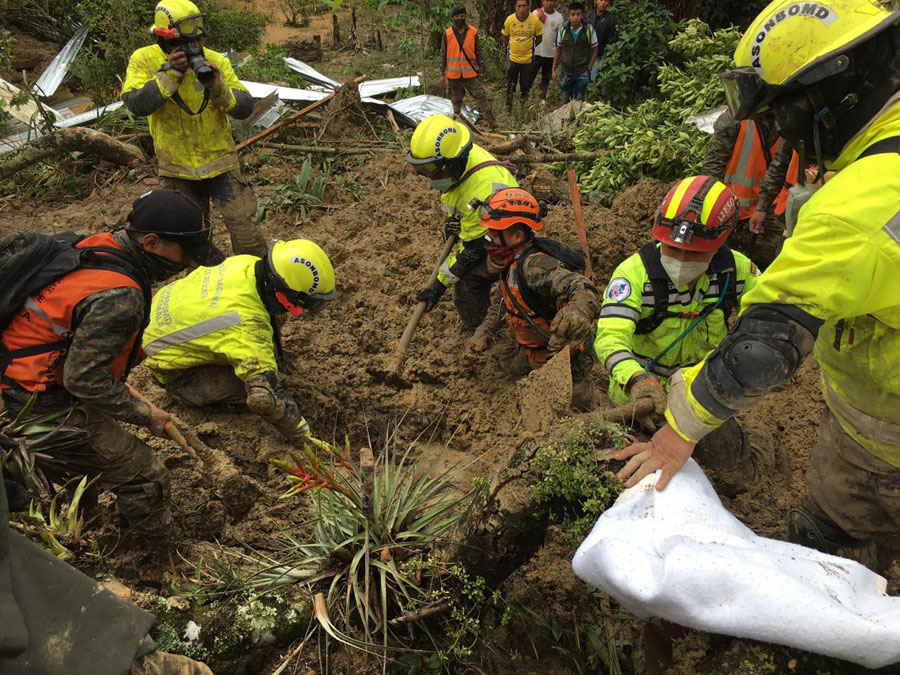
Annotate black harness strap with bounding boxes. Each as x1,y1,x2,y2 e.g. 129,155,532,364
858,135,900,160
171,88,210,116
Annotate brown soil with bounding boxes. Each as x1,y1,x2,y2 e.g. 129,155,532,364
1,32,60,87
2,111,894,672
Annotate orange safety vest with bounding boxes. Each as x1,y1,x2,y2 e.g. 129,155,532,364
723,119,783,220
0,233,145,393
772,150,801,216
445,26,478,79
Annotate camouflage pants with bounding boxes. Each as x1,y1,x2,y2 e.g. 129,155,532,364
806,408,900,540
159,170,267,258
3,398,171,537
728,214,785,270
131,649,213,675
497,335,598,411
164,365,247,410
454,258,500,330
447,76,495,124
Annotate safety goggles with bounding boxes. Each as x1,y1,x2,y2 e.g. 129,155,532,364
276,287,338,316
404,150,446,178
153,13,209,40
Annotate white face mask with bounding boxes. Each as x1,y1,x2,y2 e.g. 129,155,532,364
660,255,709,288
428,177,455,193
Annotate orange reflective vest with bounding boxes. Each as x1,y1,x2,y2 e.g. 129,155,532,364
723,119,782,220
0,233,145,393
772,150,801,216
445,26,478,79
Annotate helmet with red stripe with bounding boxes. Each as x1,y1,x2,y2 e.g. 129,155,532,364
652,176,739,252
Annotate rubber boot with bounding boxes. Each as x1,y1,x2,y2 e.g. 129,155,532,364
787,500,878,569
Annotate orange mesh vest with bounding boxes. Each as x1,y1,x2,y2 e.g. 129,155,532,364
445,26,478,79
772,150,801,216
0,233,145,393
723,119,783,220
501,251,556,367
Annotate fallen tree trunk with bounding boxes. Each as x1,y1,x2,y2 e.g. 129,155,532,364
0,127,146,179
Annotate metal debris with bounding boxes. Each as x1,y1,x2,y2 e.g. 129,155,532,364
358,76,420,99
282,58,342,89
387,94,480,126
686,106,727,134
32,25,90,98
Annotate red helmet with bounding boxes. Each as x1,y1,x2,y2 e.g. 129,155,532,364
652,176,739,252
477,188,547,231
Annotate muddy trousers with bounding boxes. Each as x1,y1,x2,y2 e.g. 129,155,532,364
448,76,495,124
164,365,247,409
497,338,597,411
798,408,900,565
159,170,267,258
5,401,171,537
454,259,500,329
727,214,784,270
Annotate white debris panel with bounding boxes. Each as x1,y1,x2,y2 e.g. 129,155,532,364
32,25,90,98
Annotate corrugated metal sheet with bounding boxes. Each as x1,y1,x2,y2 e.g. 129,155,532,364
32,25,90,98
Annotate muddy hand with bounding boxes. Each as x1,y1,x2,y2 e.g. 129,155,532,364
547,303,593,352
615,423,695,491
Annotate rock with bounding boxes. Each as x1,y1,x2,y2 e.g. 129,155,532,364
101,578,133,601
167,595,190,611
282,35,323,63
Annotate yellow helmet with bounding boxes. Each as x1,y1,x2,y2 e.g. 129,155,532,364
405,114,472,177
151,0,209,39
267,239,337,316
723,0,900,120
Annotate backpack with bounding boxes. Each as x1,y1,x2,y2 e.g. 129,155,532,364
634,242,738,335
0,232,150,374
516,237,587,321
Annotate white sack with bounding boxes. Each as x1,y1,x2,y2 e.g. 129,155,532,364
572,460,900,669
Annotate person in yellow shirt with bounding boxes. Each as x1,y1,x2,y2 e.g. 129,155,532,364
616,0,900,568
501,0,543,111
121,0,266,259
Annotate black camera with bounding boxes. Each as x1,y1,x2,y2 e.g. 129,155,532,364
181,42,215,87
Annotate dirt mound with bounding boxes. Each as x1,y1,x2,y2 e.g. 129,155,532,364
2,32,59,87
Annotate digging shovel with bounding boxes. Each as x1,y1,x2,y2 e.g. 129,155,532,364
387,234,459,379
566,158,594,280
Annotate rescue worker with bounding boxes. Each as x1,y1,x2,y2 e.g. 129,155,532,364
0,190,223,539
702,108,799,269
476,188,601,409
122,0,267,258
142,239,337,445
1,466,214,674
407,114,518,329
617,0,900,568
440,5,495,126
596,176,759,480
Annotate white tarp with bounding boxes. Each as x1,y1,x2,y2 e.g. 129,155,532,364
572,460,900,669
686,105,727,134
32,25,89,98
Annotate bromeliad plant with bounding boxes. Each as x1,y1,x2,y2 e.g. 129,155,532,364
217,435,474,652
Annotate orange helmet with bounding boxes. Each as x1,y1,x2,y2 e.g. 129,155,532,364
477,188,547,232
652,176,738,252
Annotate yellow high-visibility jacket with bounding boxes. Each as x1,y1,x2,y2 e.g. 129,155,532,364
142,256,277,383
121,45,248,179
437,145,517,286
669,104,900,466
595,243,757,405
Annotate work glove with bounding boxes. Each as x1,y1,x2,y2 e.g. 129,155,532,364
443,218,461,240
628,375,668,431
416,279,447,312
548,302,595,352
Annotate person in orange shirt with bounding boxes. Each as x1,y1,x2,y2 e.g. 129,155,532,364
440,5,494,125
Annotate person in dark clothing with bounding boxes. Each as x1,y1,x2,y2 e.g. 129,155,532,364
0,190,223,540
552,2,598,103
585,0,619,81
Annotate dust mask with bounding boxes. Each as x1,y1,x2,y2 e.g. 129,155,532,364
428,177,455,192
661,255,708,288
453,18,466,29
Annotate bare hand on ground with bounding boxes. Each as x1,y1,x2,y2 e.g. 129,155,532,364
167,48,188,72
748,208,767,234
615,423,695,490
148,405,174,438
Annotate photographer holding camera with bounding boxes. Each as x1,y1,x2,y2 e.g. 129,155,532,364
122,0,266,258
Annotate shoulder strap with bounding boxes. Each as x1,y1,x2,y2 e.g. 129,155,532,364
453,27,480,74
717,247,739,325
170,88,210,116
514,246,558,322
449,159,517,191
501,259,552,341
858,135,900,160
634,242,669,335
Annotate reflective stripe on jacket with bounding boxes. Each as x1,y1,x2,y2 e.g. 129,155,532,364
594,243,757,406
772,150,801,216
723,119,782,220
670,104,900,465
437,145,517,286
121,45,246,179
0,233,143,393
143,256,277,383
445,27,478,79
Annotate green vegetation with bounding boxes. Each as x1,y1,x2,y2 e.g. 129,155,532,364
237,44,309,88
575,19,741,203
